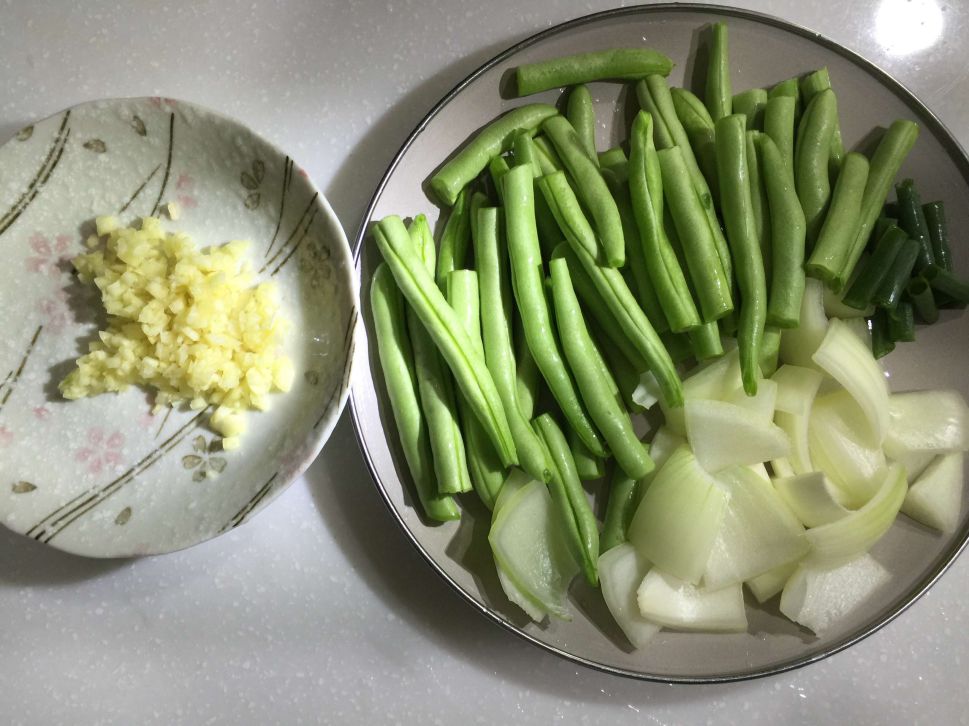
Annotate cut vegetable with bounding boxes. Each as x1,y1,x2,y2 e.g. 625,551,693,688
901,452,964,533
779,554,891,634
660,348,740,436
805,464,907,566
724,377,777,422
703,466,809,589
598,544,661,648
685,399,791,472
771,364,824,416
632,371,662,410
883,389,969,461
773,471,852,527
890,449,937,483
637,569,747,632
779,278,827,368
746,561,798,603
628,446,728,583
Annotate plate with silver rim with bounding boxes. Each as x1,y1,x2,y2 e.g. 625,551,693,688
350,4,969,682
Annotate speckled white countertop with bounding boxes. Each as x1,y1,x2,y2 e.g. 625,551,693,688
1,1,967,723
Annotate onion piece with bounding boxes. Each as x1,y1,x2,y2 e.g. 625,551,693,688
771,364,824,416
598,543,661,648
637,569,747,632
725,378,778,421
780,278,827,368
746,561,799,603
901,452,964,534
660,348,740,436
686,399,791,472
773,471,852,527
883,389,969,461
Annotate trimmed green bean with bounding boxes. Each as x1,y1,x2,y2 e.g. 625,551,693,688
923,201,952,271
805,152,871,288
374,215,518,466
872,215,897,249
567,85,598,162
747,131,772,284
670,87,720,204
532,136,564,173
658,145,733,322
838,120,920,288
569,426,605,480
430,104,558,206
716,113,768,395
533,413,600,585
551,257,654,481
542,115,625,267
764,95,797,178
886,300,915,343
661,330,695,364
758,134,807,328
874,238,920,309
689,321,725,361
799,67,846,174
907,277,939,324
601,469,639,553
468,190,489,249
436,188,471,289
515,48,674,96
895,179,934,272
537,169,604,262
489,155,510,204
513,132,567,254
759,325,782,378
514,320,541,420
370,263,460,522
598,146,628,170
636,79,674,149
593,328,647,412
842,225,908,310
871,308,895,359
769,77,802,126
795,88,838,246
923,265,969,304
732,88,768,130
706,22,732,123
503,164,607,457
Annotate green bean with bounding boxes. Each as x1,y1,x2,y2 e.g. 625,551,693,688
436,188,471,289
838,120,920,288
923,202,952,271
532,136,564,174
374,215,518,466
430,104,558,206
536,169,604,262
533,413,600,585
764,95,797,178
870,308,895,359
567,84,598,162
670,87,720,204
662,330,695,364
468,190,489,249
503,165,607,457
598,146,628,170
551,257,654,481
874,238,920,310
601,469,640,553
514,321,541,420
515,48,674,96
746,131,772,285
732,88,768,130
886,300,916,343
513,132,567,254
474,207,551,484
594,328,647,412
907,276,939,324
758,134,807,328
370,263,460,522
636,79,674,149
542,115,625,267
799,67,846,174
769,77,802,126
805,152,871,288
842,225,908,310
872,215,897,249
923,265,969,305
569,426,605,480
895,179,935,272
447,270,506,508
716,113,767,395
627,112,702,331
489,155,511,204
759,325,781,378
658,145,733,322
689,321,725,361
795,88,839,247
706,21,732,123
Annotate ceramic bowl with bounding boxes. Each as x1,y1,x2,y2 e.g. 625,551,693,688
0,97,357,557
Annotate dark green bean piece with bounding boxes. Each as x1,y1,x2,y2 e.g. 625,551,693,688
658,145,733,322
758,134,807,328
706,21,732,123
842,225,908,310
923,265,969,304
533,413,600,585
769,77,802,126
661,330,695,364
716,114,767,395
375,215,518,466
759,325,781,378
805,152,871,289
907,277,940,324
838,120,920,288
370,263,460,522
436,188,471,289
732,88,768,130
551,257,654,481
569,426,605,480
515,48,674,96
923,201,952,271
689,321,725,361
598,146,628,170
795,89,838,247
567,84,598,163
874,238,920,309
871,308,895,359
895,179,934,272
670,87,720,205
503,165,607,456
764,95,797,178
430,104,558,206
601,470,639,553
747,131,772,284
872,215,897,249
474,207,551,484
543,115,625,267
886,300,916,343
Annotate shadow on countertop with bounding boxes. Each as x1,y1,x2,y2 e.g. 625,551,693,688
0,526,128,586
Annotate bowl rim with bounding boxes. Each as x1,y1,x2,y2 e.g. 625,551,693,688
348,2,969,683
0,94,359,558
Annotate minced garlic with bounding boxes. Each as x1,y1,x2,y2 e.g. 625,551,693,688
60,215,294,449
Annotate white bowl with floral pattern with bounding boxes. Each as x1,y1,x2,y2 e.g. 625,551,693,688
0,97,357,557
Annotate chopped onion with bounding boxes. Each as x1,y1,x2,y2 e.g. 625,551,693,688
901,452,964,534
496,567,547,622
746,561,799,603
628,446,728,584
493,468,532,514
598,543,661,648
660,348,740,436
632,371,661,410
840,316,873,349
637,426,686,508
776,410,815,476
686,399,791,472
773,472,852,527
637,569,747,632
725,378,778,421
883,389,969,461
772,364,824,416
812,318,890,447
805,464,907,566
823,285,873,319
890,449,937,483
771,457,796,478
780,554,891,634
703,466,809,589
780,278,827,368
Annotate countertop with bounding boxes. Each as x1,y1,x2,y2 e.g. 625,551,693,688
1,1,967,723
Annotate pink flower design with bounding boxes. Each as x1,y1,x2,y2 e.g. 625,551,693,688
297,167,309,179
26,232,72,277
33,406,51,421
138,411,158,429
37,290,70,333
0,425,12,447
175,174,198,210
75,428,125,475
148,97,177,108
175,173,193,191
